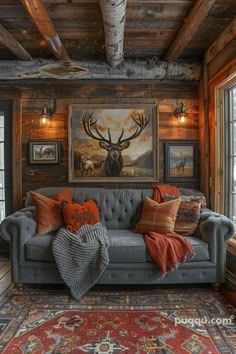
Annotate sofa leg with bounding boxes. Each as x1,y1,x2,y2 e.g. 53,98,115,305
211,283,222,291
14,283,24,291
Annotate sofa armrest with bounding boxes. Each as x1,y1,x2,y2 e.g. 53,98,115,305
0,206,36,283
0,206,36,244
199,211,235,282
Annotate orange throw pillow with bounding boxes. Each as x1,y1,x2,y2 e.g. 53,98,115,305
63,200,99,232
30,188,72,236
134,197,181,234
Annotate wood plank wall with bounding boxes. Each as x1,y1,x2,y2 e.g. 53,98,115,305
20,81,199,202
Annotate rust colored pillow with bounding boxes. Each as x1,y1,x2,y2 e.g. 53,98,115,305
134,197,181,234
63,200,99,232
30,188,72,236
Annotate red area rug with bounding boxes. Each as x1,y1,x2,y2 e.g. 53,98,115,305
0,286,235,353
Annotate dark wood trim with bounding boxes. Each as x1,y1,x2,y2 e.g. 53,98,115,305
0,24,31,60
165,0,216,60
21,0,69,60
12,98,22,210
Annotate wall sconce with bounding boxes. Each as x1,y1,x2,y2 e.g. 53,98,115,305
174,102,199,124
40,105,50,126
174,102,188,124
39,99,56,126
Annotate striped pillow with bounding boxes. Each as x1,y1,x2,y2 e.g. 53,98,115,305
163,195,202,236
134,197,181,234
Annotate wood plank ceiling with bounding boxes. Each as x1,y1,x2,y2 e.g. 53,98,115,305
0,0,235,79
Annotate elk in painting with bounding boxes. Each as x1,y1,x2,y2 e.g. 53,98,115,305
82,112,150,177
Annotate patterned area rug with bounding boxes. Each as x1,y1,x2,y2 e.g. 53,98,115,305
0,285,235,353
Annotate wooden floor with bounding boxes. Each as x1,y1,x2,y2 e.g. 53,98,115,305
0,261,11,295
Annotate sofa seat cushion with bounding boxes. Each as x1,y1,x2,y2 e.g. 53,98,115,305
146,236,209,262
107,230,146,263
25,229,146,263
25,233,56,262
25,232,209,264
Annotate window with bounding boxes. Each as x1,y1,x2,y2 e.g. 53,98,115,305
225,85,236,226
0,101,12,222
0,112,4,222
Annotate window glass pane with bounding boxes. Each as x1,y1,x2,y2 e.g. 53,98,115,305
232,122,236,155
0,201,5,222
232,194,236,226
0,188,4,200
0,128,3,141
0,171,4,189
0,114,3,128
233,157,236,193
233,87,236,121
0,142,4,170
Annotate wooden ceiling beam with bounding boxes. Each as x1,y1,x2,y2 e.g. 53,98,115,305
0,24,31,60
165,0,216,60
204,18,236,64
21,0,69,60
0,59,201,80
98,0,127,67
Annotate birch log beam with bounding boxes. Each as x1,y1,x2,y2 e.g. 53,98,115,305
98,0,127,67
21,0,69,60
0,24,32,61
0,59,202,80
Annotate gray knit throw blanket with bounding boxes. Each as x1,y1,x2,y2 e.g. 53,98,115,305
52,222,109,300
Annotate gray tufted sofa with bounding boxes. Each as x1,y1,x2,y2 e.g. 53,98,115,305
0,187,235,287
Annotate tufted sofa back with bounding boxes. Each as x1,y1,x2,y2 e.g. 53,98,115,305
25,187,153,230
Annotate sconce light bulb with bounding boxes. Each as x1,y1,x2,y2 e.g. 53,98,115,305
40,116,50,126
178,114,187,124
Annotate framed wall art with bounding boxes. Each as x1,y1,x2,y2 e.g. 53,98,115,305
165,141,198,182
29,140,60,164
68,103,158,182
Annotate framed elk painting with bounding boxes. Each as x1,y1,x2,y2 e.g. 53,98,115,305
29,140,60,164
68,104,158,182
165,141,199,182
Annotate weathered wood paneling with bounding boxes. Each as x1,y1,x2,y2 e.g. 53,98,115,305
21,90,199,198
208,38,236,79
19,81,198,99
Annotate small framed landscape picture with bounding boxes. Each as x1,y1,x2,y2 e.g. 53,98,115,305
165,141,198,182
29,140,60,164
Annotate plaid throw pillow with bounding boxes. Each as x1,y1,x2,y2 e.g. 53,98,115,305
134,197,181,234
163,195,202,236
